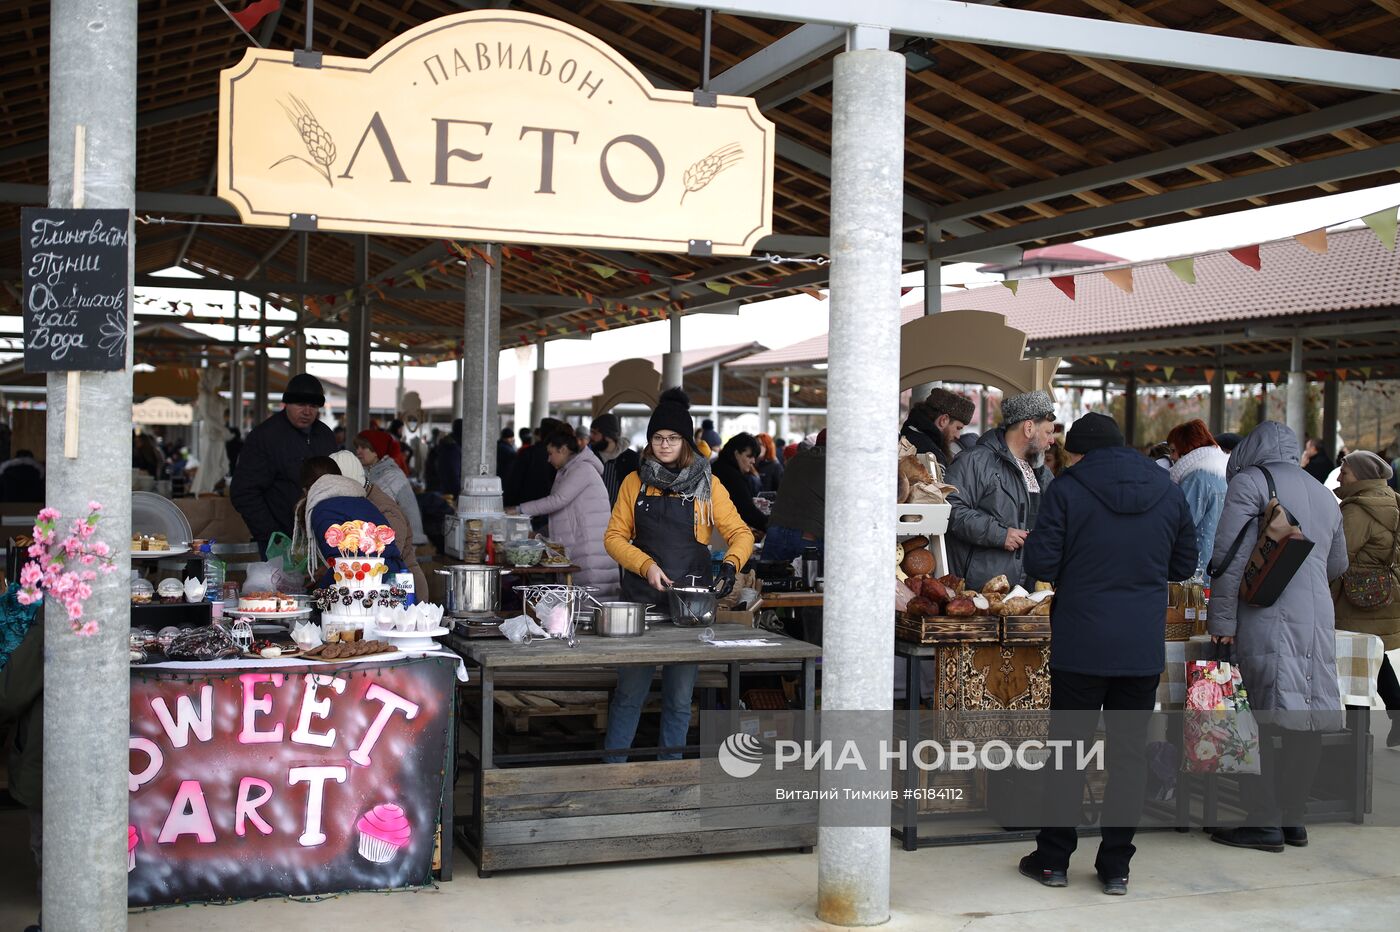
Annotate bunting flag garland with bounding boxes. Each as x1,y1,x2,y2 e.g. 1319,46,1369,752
1294,229,1328,255
1103,267,1133,294
1166,258,1196,285
705,282,732,296
1002,280,1019,296
1336,368,1349,381
900,286,914,296
1361,366,1374,380
1105,358,1117,370
1228,245,1262,271
1362,206,1397,250
1268,370,1282,383
227,0,282,34
585,263,619,279
1203,368,1216,384
407,269,426,290
1143,363,1159,373
1226,371,1240,382
1050,275,1076,300
1163,366,1175,381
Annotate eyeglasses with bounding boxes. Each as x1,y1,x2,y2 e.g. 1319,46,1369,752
652,433,685,447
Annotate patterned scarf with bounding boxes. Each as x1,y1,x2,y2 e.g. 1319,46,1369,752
639,454,713,526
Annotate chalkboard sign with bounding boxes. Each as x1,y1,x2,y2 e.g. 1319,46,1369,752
21,207,131,373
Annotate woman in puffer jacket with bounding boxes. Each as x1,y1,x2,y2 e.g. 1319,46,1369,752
1167,419,1231,580
511,425,619,601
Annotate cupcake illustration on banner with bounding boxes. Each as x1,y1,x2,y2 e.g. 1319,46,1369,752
356,803,411,863
128,825,138,872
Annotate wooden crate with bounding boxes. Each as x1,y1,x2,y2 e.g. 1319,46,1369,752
895,614,999,645
475,758,817,871
1001,615,1051,644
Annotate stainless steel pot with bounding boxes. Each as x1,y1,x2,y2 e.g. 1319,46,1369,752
667,586,716,628
435,564,505,615
595,601,648,637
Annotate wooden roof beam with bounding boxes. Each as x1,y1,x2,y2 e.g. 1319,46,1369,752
623,0,1400,93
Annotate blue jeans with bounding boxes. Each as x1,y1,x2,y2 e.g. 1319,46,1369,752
603,664,699,763
762,525,821,564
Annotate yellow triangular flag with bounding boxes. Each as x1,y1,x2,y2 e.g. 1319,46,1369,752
705,282,732,296
407,268,426,289
1002,280,1019,296
1294,229,1328,254
1106,358,1117,370
1166,258,1196,285
585,263,619,279
1103,267,1134,294
1163,366,1175,380
1362,206,1398,250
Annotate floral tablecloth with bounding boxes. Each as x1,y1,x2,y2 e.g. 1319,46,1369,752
1158,632,1383,710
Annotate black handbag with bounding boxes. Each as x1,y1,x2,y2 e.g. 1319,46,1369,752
1208,466,1314,608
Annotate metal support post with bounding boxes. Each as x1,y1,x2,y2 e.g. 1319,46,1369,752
758,372,771,435
710,362,722,431
292,230,309,374
461,243,501,480
1322,376,1340,457
1124,374,1138,447
344,236,373,437
452,356,464,421
229,359,244,432
1286,336,1306,443
817,36,901,928
911,225,941,403
44,2,136,927
1209,362,1226,435
780,375,791,439
396,351,406,413
530,342,549,427
662,313,684,389
253,297,269,420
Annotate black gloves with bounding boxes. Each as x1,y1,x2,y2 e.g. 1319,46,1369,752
714,562,737,598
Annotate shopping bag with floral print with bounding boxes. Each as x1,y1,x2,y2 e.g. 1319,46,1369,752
1181,653,1261,775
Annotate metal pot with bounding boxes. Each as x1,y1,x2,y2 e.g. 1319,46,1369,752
595,601,647,637
435,564,505,615
667,586,716,628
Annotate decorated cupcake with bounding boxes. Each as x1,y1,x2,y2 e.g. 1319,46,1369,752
356,803,411,863
128,825,138,872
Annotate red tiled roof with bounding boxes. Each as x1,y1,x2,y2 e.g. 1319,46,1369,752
733,227,1399,369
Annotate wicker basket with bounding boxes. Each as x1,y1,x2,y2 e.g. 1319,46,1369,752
1165,621,1195,641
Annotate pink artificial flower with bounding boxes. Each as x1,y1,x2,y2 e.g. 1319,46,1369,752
92,540,110,558
87,501,102,512
36,507,59,523
19,562,42,587
1188,678,1225,711
75,620,99,637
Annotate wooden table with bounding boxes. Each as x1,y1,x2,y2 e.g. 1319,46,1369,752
756,591,824,610
448,623,821,875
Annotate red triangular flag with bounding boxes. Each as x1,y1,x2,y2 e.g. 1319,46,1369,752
1050,275,1076,300
231,0,282,33
1228,245,1262,271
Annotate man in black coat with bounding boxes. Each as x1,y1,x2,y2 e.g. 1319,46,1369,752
229,373,338,557
1017,412,1198,896
901,387,975,469
505,417,561,531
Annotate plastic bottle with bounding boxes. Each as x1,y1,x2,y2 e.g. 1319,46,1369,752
200,540,226,603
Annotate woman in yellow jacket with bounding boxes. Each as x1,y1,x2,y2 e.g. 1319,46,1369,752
602,388,754,762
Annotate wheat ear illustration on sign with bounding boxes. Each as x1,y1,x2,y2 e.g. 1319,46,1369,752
681,143,743,205
271,95,338,187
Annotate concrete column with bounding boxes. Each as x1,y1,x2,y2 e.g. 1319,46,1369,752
1286,336,1306,442
758,372,771,435
1322,377,1340,457
662,313,684,389
345,236,372,437
1209,363,1226,435
530,341,549,427
460,243,501,481
780,375,791,439
45,2,136,926
710,361,722,430
1123,374,1138,447
911,225,942,403
817,38,902,928
253,296,269,420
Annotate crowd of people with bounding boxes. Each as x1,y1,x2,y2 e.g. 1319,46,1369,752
924,387,1399,892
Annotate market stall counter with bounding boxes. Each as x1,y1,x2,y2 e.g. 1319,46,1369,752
127,651,460,907
449,623,821,876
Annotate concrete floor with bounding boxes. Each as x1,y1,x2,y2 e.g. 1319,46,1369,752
3,723,1397,931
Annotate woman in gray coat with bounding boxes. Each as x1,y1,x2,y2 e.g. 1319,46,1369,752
1207,421,1348,852
512,426,620,601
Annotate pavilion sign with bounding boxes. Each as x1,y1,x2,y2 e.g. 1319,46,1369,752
217,10,774,256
